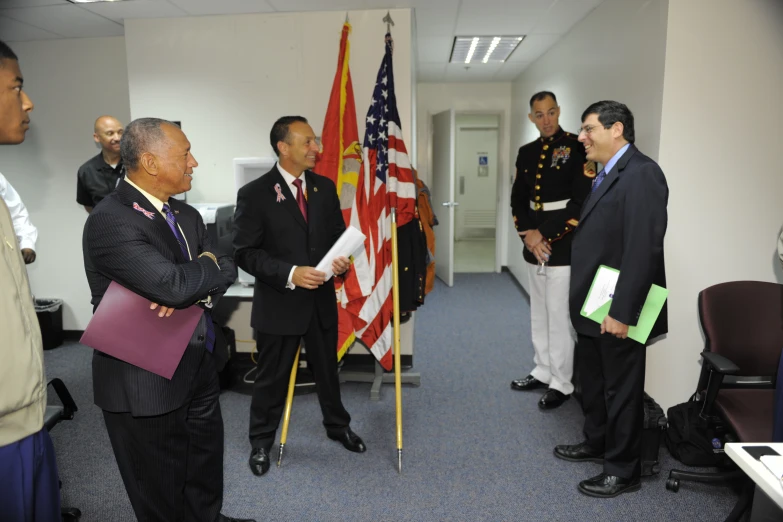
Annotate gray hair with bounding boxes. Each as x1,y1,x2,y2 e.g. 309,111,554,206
120,117,174,171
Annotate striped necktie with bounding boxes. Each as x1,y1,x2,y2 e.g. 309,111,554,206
162,203,215,353
591,168,607,193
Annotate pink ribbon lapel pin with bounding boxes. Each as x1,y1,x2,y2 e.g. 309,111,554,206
274,183,286,203
132,202,156,220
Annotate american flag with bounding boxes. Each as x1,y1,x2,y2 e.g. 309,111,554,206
346,33,417,369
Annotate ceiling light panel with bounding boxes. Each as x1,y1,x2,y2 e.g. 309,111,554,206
449,35,524,64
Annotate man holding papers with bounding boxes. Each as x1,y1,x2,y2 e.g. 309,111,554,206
233,116,365,478
554,101,668,498
83,118,249,522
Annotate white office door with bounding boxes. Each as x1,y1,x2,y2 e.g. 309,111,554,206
432,109,456,287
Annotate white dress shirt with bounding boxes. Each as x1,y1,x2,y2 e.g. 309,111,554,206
277,162,306,290
0,172,38,251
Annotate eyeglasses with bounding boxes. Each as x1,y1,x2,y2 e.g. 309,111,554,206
578,124,610,135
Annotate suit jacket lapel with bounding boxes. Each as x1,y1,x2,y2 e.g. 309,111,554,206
116,180,187,263
168,199,198,260
579,145,637,221
305,170,321,235
270,168,307,231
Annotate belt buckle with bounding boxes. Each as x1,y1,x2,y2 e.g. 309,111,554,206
533,202,542,211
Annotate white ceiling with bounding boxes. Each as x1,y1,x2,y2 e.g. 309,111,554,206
0,0,604,82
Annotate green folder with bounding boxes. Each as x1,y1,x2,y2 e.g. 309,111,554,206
580,265,668,344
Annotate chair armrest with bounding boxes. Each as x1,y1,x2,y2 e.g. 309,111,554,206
701,351,740,375
48,378,78,420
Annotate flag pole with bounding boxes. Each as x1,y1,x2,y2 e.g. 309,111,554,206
390,207,403,472
277,344,301,467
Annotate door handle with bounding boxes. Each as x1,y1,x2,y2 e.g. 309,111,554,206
441,201,460,207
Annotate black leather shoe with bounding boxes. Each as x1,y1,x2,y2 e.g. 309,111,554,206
553,441,605,462
219,515,257,522
578,473,641,498
248,447,270,476
510,375,547,391
327,427,367,453
538,389,570,409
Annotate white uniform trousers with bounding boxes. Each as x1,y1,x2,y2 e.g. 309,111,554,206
526,262,576,395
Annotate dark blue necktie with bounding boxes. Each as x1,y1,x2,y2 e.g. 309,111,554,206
591,168,607,193
162,203,215,353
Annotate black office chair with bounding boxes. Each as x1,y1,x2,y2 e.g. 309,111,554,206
45,378,81,522
665,281,783,522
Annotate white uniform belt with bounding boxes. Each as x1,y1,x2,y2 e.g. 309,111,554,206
530,198,570,211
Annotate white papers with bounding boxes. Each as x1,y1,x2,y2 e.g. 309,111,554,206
315,226,366,281
761,455,783,484
583,265,619,315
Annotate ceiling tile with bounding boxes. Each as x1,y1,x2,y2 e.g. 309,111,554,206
168,0,274,16
416,62,446,82
493,61,531,81
2,4,123,38
0,15,61,41
506,33,561,62
457,0,553,34
413,6,458,37
264,0,356,11
416,36,452,63
444,62,503,82
0,0,69,7
80,0,187,23
532,0,601,34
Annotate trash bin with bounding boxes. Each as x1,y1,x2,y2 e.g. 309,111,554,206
34,299,64,350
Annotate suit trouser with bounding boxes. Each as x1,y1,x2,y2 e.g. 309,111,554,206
577,333,646,479
526,262,576,394
0,428,61,522
102,351,223,522
249,305,351,450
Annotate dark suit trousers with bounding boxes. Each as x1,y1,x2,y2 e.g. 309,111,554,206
249,306,351,449
577,333,646,479
102,351,223,522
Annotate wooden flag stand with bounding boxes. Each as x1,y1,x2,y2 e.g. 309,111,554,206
390,207,404,472
276,345,301,468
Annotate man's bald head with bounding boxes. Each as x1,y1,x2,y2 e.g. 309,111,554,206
93,115,123,157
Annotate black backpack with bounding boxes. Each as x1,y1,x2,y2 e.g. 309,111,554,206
664,399,731,467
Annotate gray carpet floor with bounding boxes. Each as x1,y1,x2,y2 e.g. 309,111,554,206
45,272,740,521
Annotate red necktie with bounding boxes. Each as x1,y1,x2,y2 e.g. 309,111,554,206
292,178,308,223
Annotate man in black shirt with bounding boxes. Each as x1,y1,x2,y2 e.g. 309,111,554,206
76,115,124,213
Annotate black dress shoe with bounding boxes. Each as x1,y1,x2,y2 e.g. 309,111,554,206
248,447,270,476
553,441,605,462
510,375,547,391
578,473,641,498
219,515,257,522
327,427,367,453
538,389,570,410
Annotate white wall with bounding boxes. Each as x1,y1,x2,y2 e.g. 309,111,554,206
649,0,783,410
1,37,131,330
506,0,669,294
124,9,413,205
416,82,512,267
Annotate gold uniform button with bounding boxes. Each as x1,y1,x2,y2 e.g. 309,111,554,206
540,154,545,159
538,164,543,168
524,169,528,173
404,267,409,271
543,145,549,151
565,227,570,231
535,185,541,190
535,196,541,201
556,166,561,170
556,233,561,237
534,202,542,211
536,174,541,179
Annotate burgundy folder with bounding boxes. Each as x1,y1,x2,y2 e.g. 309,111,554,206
80,281,204,379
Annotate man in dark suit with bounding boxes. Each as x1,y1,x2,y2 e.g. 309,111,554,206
554,101,668,498
233,115,365,477
83,118,253,522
